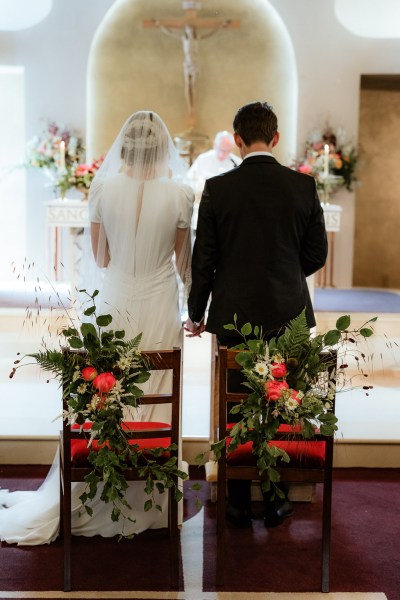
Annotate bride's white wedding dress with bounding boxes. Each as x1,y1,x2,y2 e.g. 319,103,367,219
0,173,194,545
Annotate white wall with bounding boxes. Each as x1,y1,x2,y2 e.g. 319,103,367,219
1,0,400,284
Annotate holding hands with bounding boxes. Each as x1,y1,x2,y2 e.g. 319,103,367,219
184,317,206,338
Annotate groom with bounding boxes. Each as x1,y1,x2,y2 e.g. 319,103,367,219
185,101,328,527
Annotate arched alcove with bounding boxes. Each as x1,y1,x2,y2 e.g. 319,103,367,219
86,0,297,165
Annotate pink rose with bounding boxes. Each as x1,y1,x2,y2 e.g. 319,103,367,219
93,372,116,393
270,362,287,379
81,366,98,381
298,164,312,174
75,164,91,176
265,380,289,401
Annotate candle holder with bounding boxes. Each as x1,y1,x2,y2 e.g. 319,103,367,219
318,173,343,206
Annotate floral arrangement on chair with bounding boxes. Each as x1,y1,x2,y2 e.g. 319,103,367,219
293,126,359,198
10,289,186,527
203,311,376,497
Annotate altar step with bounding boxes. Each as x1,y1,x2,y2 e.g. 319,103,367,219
1,435,399,468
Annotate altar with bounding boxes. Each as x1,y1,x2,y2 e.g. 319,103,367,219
45,199,89,284
316,203,343,288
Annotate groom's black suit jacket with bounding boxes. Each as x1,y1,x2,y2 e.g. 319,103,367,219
188,154,328,339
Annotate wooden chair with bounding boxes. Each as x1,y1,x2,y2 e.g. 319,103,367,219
216,346,336,592
59,347,182,591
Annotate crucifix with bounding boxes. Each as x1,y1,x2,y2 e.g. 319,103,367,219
143,1,240,127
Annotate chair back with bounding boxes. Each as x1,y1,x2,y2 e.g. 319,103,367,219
60,347,182,591
216,345,336,592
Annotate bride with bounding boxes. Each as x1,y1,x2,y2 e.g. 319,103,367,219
0,111,194,544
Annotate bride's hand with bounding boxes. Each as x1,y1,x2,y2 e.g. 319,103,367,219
184,317,205,338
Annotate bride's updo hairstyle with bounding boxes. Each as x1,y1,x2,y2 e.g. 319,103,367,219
89,110,187,186
120,111,170,179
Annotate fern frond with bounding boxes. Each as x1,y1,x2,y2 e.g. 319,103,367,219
277,310,310,357
28,350,65,376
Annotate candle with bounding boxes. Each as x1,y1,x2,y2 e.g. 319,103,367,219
323,143,329,177
59,140,66,171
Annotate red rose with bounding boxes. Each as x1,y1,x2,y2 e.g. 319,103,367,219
93,372,116,393
265,380,289,401
270,362,287,379
81,366,98,381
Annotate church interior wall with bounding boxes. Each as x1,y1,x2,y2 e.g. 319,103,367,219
86,0,297,166
1,0,400,286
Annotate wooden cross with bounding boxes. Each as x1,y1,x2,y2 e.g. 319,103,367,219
143,1,240,126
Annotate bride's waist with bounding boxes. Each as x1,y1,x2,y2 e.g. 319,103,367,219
104,262,176,289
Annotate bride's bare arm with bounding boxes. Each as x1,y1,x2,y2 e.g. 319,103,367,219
91,222,110,267
175,227,191,284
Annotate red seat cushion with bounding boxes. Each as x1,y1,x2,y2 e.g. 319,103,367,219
70,421,172,466
225,423,326,468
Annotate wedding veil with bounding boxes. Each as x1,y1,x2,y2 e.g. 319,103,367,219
84,111,192,315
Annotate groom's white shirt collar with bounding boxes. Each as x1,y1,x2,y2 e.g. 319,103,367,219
244,151,274,159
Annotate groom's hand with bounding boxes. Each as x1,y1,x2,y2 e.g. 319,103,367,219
184,317,206,338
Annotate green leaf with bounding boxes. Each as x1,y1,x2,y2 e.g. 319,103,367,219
69,336,83,349
96,314,113,327
324,329,341,346
175,489,183,502
223,323,235,330
83,306,96,316
144,499,153,512
254,326,259,337
191,482,202,491
195,452,207,466
360,327,373,338
115,330,125,339
81,323,97,338
62,327,79,338
336,315,351,331
247,339,263,354
241,322,252,336
267,467,281,482
235,352,253,368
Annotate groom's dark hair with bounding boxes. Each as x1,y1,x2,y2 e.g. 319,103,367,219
233,101,278,146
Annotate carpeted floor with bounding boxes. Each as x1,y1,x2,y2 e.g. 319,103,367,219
0,467,399,599
314,288,400,313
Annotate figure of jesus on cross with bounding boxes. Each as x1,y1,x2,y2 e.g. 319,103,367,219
143,1,240,127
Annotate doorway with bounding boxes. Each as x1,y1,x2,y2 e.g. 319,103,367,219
353,74,400,288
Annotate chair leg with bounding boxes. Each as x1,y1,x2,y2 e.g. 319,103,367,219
170,485,179,589
63,473,72,591
216,471,226,586
321,475,333,592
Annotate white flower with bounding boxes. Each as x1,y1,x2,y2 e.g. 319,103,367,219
109,380,123,400
116,356,131,371
72,368,81,382
77,383,87,394
285,397,299,411
89,394,101,411
254,362,269,377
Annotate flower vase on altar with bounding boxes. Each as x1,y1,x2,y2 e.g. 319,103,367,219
76,186,89,201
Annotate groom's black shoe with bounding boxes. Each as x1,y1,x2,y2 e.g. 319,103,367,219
263,499,293,528
225,503,252,528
